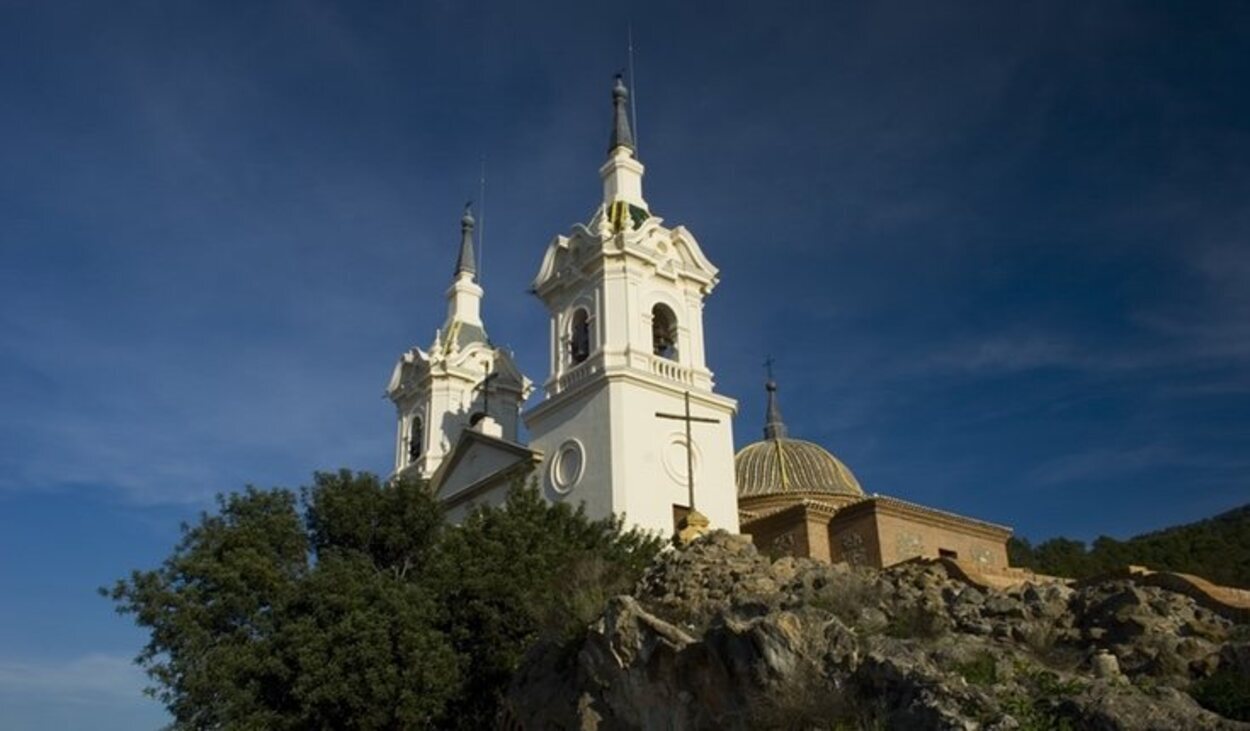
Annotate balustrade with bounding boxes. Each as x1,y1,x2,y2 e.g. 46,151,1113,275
650,356,694,385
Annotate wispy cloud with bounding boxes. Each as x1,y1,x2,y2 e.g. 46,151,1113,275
917,335,1080,374
0,298,393,505
1028,444,1177,487
901,314,1250,381
1027,444,1250,488
0,653,147,705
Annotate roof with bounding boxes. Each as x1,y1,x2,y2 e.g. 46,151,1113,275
430,427,540,505
608,74,635,153
455,204,477,277
735,376,865,499
834,494,1013,537
735,437,865,499
439,320,489,354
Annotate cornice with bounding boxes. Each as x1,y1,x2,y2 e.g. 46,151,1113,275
834,495,1013,539
523,364,737,425
531,217,719,299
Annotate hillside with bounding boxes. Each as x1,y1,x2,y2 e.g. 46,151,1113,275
1010,504,1250,588
507,531,1250,729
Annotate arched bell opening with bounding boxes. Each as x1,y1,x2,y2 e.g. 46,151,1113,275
568,307,592,365
651,303,678,361
406,414,424,464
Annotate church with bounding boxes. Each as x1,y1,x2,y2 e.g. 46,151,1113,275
385,76,1014,574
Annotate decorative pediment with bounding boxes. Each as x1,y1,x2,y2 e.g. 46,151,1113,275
431,428,539,505
667,226,719,288
532,223,598,295
532,214,720,296
386,347,432,399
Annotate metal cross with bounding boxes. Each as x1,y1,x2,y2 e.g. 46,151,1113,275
473,362,500,421
764,355,776,381
655,391,720,511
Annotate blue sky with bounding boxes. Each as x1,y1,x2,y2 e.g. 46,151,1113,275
2,1,1248,727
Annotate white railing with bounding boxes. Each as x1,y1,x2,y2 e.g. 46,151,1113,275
556,360,597,393
551,355,695,394
650,356,694,385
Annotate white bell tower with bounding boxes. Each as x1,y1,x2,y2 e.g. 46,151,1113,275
387,205,531,479
524,76,739,535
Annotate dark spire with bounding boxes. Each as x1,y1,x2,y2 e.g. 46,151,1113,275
763,377,788,440
608,74,635,154
455,201,476,278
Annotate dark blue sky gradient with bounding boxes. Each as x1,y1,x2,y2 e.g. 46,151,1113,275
1,1,1248,726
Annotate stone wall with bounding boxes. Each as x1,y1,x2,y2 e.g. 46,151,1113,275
827,507,882,567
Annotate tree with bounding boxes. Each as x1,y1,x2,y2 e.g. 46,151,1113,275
1008,504,1250,588
105,470,663,729
434,485,663,727
1007,537,1036,568
1032,537,1090,578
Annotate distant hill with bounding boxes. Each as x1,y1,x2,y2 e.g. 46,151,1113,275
1009,504,1250,589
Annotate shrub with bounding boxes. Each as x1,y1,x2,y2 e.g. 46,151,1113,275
808,576,882,626
1190,667,1250,721
883,603,948,640
956,651,999,686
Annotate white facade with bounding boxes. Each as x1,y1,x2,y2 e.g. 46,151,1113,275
523,78,739,535
434,429,541,523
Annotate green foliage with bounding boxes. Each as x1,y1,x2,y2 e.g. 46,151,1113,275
998,694,1076,731
1010,504,1250,588
956,651,999,686
997,665,1085,731
430,484,663,728
882,603,948,640
1190,668,1250,721
106,471,662,730
103,486,312,728
746,670,886,730
807,576,883,628
304,470,444,576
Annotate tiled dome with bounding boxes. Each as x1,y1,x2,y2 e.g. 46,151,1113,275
735,437,864,498
735,376,864,499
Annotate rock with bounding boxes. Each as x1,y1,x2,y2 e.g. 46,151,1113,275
508,531,1250,730
1093,649,1122,678
1062,681,1247,730
985,593,1027,619
769,556,799,584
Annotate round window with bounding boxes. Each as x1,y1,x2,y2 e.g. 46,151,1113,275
550,440,585,493
661,433,701,484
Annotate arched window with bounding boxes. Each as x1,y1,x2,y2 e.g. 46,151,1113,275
407,415,423,463
651,304,678,360
569,308,591,364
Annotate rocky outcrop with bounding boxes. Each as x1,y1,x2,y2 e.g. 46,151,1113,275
507,531,1250,730
1078,565,1250,623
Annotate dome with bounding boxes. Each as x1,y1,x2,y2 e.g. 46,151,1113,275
735,375,864,499
735,437,864,498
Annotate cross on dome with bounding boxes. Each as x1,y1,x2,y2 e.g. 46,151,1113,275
763,363,789,440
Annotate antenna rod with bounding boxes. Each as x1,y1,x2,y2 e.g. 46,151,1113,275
628,23,639,153
478,156,487,284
